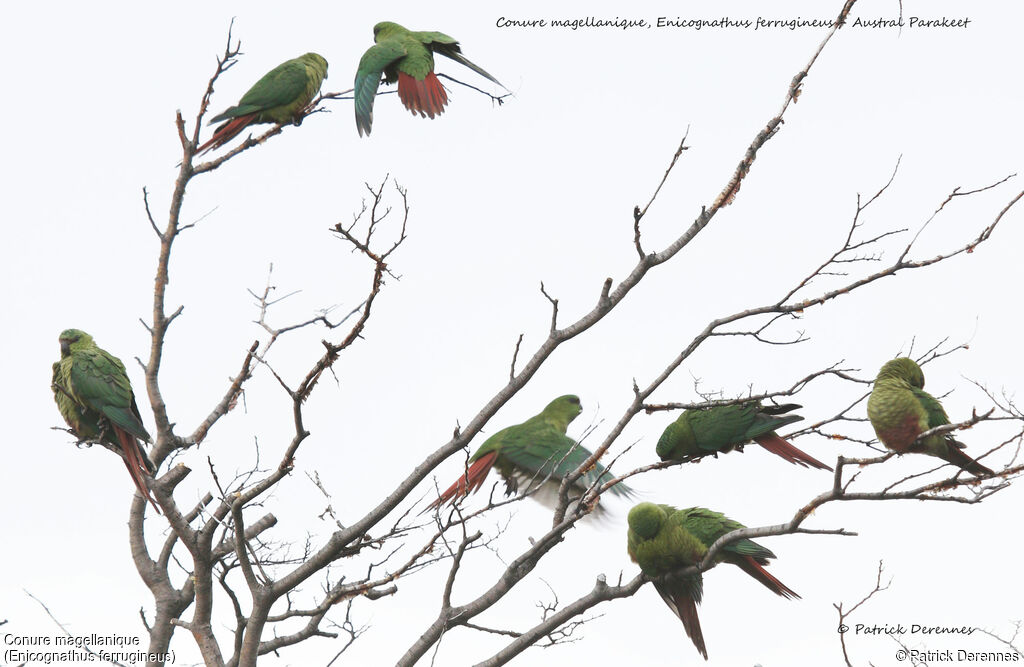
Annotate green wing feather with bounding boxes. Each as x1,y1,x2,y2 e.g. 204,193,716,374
418,31,506,88
693,403,800,447
212,60,311,121
68,347,150,442
688,404,760,449
496,429,632,496
413,30,457,45
678,507,775,561
911,386,951,430
354,40,410,136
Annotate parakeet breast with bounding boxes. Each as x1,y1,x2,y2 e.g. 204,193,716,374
867,380,929,452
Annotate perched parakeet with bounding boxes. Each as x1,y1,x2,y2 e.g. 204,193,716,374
428,395,633,515
354,21,505,136
867,357,993,477
197,52,329,155
52,329,160,512
627,502,799,660
656,402,831,470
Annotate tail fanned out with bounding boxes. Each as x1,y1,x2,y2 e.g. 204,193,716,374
397,72,449,119
113,426,161,514
753,434,832,471
426,451,499,511
735,555,800,600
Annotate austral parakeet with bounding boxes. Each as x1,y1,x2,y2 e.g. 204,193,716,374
627,502,799,660
354,21,505,136
52,329,160,513
656,402,832,471
197,52,329,155
428,395,633,516
867,357,993,477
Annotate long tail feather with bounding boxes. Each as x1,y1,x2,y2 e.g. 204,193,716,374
941,443,994,477
114,426,161,514
754,434,832,471
760,403,801,416
435,47,507,90
735,555,800,599
660,589,707,660
397,72,449,119
425,451,498,511
196,114,258,155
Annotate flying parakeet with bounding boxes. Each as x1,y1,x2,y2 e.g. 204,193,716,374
52,329,160,512
427,395,633,516
867,357,993,477
354,21,505,136
656,402,832,470
627,502,799,660
196,52,329,155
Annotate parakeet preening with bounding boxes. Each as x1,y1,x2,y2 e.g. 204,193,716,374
627,502,799,660
52,329,160,513
867,357,993,477
354,21,506,136
196,52,329,155
427,395,633,516
656,402,832,471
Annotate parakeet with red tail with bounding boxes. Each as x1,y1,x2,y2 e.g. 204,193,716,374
427,395,633,517
867,357,993,477
656,401,832,471
52,329,160,513
627,502,800,660
197,52,328,155
354,21,505,136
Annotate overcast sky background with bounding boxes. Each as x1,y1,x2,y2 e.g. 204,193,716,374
2,0,1022,665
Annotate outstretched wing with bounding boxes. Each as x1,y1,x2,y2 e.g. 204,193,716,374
502,428,633,497
354,40,409,136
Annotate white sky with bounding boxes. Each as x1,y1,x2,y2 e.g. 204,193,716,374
2,0,1022,665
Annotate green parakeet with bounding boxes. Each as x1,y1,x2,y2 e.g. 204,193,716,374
656,402,831,470
627,502,799,660
428,395,633,515
51,329,159,512
197,52,329,155
867,357,993,477
354,21,505,136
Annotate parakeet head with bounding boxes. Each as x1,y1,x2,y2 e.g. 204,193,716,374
373,21,406,41
300,53,329,79
627,502,666,540
877,357,925,388
545,395,583,422
58,329,94,357
655,412,696,460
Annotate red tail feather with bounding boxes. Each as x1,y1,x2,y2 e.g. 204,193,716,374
736,555,800,599
114,426,161,514
754,433,832,471
944,445,994,477
398,72,449,120
671,592,707,660
196,114,258,155
426,451,498,511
